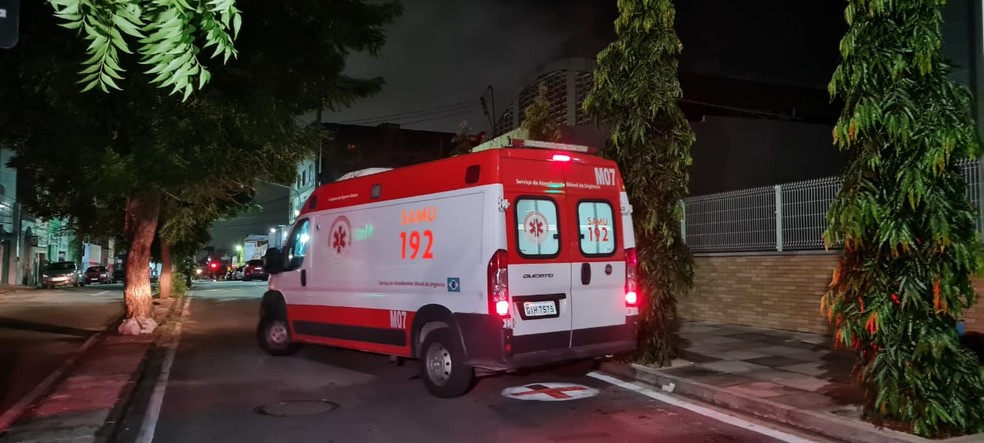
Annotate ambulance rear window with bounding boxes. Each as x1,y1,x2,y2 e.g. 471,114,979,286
515,198,560,258
578,201,616,256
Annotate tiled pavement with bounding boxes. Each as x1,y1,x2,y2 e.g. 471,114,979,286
668,321,864,414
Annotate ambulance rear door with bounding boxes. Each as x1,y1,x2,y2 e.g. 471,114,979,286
565,161,628,347
501,156,575,352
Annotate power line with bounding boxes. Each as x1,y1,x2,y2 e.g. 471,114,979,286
680,98,794,120
335,100,478,125
393,105,481,126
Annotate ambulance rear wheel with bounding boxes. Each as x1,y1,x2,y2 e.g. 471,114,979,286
420,328,474,398
258,316,300,356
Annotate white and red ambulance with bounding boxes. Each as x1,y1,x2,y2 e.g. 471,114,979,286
258,139,639,398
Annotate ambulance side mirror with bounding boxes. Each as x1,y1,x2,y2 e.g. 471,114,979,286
264,248,285,274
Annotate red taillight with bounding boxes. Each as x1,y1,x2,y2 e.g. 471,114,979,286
625,291,638,305
625,248,638,307
496,300,510,316
487,249,509,317
551,154,571,162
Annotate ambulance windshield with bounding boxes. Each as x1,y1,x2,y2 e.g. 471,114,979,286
286,220,310,270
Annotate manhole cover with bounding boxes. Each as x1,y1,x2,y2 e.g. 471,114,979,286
254,400,340,417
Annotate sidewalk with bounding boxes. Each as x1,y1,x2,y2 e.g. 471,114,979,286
0,297,181,443
601,321,982,443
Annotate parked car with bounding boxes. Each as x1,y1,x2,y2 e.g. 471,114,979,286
243,259,268,281
84,266,111,284
42,261,83,289
112,266,125,283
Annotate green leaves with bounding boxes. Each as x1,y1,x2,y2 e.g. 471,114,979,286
46,0,241,100
585,0,694,367
521,83,562,142
823,0,984,437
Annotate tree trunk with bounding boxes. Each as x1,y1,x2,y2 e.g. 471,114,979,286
118,192,161,336
159,239,173,299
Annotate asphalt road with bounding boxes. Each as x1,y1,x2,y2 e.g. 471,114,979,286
119,281,829,443
0,283,124,415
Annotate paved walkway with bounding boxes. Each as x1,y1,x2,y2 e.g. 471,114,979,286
670,321,863,414
0,297,179,443
602,321,984,442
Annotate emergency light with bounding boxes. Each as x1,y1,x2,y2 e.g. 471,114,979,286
509,139,597,154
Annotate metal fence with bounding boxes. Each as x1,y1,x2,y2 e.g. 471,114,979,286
681,158,983,253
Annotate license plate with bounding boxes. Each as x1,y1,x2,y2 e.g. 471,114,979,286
523,301,557,317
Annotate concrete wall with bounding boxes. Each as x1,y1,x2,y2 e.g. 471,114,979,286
679,253,984,335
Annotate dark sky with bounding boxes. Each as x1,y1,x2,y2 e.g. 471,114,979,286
323,0,850,133
209,0,976,247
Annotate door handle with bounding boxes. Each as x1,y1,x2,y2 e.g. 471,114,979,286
301,269,307,287
580,263,591,285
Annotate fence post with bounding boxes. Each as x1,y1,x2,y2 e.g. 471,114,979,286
679,200,686,243
774,185,783,252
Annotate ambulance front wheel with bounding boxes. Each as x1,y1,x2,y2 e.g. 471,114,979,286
420,328,474,398
258,316,301,356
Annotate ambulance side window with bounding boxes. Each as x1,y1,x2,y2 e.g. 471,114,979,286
578,201,616,256
515,198,560,258
284,219,311,271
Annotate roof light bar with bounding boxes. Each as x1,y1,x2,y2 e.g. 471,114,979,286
510,139,596,153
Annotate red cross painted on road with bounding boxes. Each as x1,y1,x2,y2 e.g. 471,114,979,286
512,384,588,399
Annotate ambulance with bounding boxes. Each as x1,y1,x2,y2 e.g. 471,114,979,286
258,139,639,398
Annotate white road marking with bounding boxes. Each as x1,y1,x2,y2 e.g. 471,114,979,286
587,371,819,443
95,290,109,296
136,297,192,443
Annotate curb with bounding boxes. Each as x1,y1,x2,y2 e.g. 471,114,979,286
599,362,983,443
0,328,108,433
95,295,188,443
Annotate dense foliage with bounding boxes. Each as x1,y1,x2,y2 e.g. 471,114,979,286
1,0,401,332
822,0,984,437
521,83,561,142
584,0,695,366
47,0,241,99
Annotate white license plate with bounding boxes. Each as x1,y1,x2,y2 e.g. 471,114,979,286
523,301,557,317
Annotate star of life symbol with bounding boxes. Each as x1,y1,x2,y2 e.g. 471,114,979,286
333,226,346,253
529,219,544,238
523,212,548,244
329,216,351,255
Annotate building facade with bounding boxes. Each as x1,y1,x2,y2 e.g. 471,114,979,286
0,148,109,286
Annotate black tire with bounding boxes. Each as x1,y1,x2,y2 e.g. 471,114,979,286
419,328,475,398
257,313,301,356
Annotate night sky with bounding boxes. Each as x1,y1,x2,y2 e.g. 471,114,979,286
211,0,976,251
324,0,849,134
